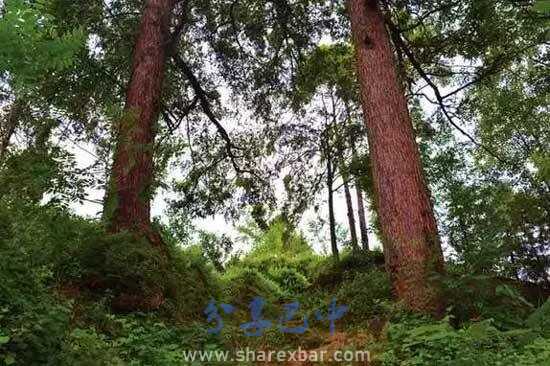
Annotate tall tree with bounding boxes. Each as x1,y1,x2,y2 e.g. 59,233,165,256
348,0,445,315
331,96,360,252
285,43,371,256
325,145,339,260
343,179,359,251
349,133,370,251
336,115,359,252
104,0,178,246
355,184,369,251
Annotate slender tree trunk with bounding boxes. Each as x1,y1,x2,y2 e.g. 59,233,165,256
355,185,370,251
343,180,359,251
104,0,177,246
348,0,445,316
327,158,339,260
0,100,22,162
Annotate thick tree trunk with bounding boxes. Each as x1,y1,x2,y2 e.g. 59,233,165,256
355,185,370,251
104,0,177,246
327,158,339,260
348,0,445,316
343,180,360,251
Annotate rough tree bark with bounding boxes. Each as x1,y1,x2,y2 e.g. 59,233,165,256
355,185,370,251
348,0,445,315
104,0,178,247
343,180,360,251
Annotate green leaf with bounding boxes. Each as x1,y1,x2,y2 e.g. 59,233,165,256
0,336,10,345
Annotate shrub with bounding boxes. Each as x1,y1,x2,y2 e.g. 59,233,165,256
526,298,550,337
240,250,322,283
249,219,311,256
163,245,221,320
238,219,323,279
379,318,545,366
225,219,322,299
441,269,535,329
514,337,550,366
0,203,98,310
60,328,123,366
266,266,311,295
0,203,87,365
59,315,215,366
54,229,220,318
6,302,72,365
78,233,170,298
338,249,385,272
110,316,210,365
221,267,284,308
336,269,393,321
312,249,385,289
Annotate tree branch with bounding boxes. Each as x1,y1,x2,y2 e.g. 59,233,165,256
172,53,265,181
386,19,508,164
